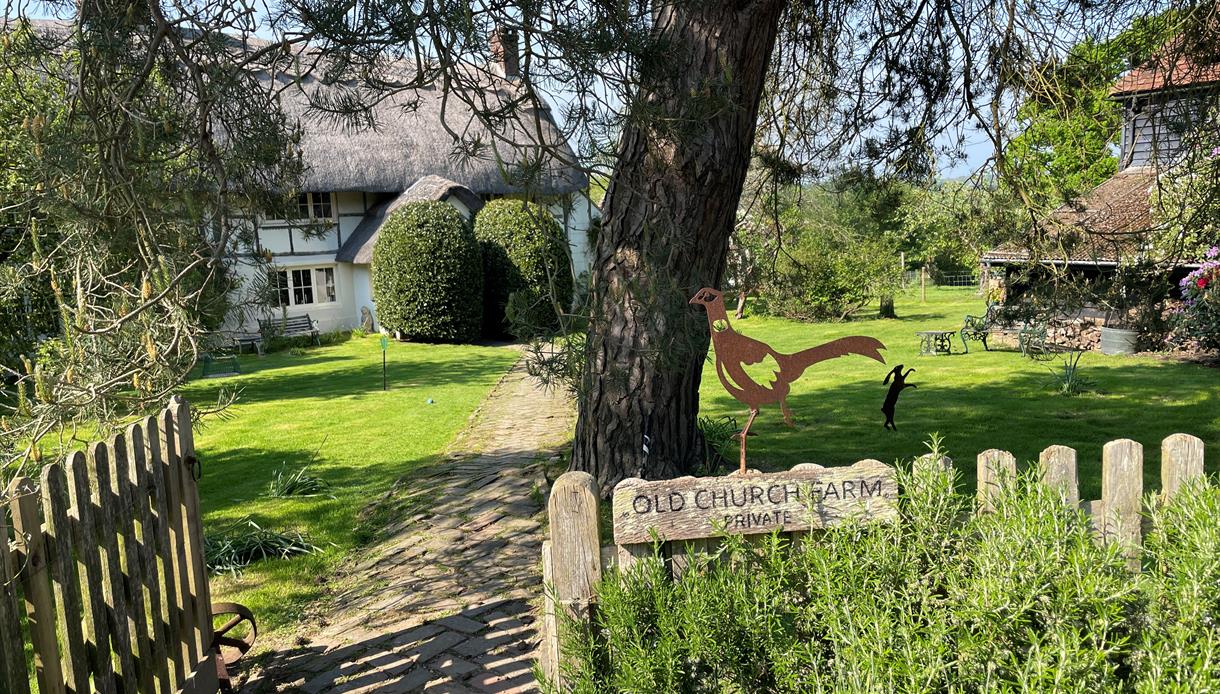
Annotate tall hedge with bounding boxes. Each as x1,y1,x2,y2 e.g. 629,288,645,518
372,201,482,343
474,199,573,338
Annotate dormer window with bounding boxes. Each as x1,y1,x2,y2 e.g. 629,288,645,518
295,192,333,220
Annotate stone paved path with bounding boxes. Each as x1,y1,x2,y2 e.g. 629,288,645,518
243,357,574,693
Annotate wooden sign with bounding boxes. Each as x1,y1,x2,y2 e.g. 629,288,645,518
611,460,898,544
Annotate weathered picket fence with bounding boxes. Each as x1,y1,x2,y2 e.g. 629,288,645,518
539,434,1207,683
0,397,218,694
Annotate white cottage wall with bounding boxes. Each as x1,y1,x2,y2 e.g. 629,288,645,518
550,191,598,278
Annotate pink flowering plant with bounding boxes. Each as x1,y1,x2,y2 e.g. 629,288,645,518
1176,246,1220,351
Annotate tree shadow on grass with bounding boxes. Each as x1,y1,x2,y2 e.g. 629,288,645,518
185,349,518,407
712,356,1219,501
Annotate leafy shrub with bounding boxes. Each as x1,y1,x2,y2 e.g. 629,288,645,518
373,201,483,343
1173,246,1220,352
474,199,572,338
203,517,318,576
557,463,1220,692
761,232,902,322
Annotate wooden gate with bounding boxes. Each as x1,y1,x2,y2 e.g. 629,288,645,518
0,397,218,694
540,434,1207,683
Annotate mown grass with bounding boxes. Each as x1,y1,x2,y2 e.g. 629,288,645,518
698,286,1220,498
178,336,519,636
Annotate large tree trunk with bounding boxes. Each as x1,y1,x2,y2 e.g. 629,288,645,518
571,0,785,494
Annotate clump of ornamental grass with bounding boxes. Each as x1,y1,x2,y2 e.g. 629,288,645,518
553,453,1220,693
264,464,331,498
695,415,739,475
204,517,318,576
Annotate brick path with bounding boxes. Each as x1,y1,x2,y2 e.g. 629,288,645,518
243,357,574,693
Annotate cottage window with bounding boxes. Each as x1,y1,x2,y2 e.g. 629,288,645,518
316,267,336,302
295,192,334,220
291,268,314,305
271,266,337,307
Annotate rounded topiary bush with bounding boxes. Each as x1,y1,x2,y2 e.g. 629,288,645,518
473,199,573,338
372,201,483,343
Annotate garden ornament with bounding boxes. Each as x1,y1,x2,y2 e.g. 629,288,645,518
209,601,258,693
690,287,887,474
881,365,916,431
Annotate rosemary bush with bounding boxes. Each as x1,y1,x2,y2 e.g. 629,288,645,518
557,465,1220,692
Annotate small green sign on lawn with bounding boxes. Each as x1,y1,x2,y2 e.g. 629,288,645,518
380,335,389,391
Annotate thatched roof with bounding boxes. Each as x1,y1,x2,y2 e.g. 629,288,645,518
983,167,1164,266
336,176,484,264
268,69,587,196
21,19,588,197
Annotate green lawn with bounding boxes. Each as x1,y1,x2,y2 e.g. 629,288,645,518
178,336,519,635
699,287,1220,499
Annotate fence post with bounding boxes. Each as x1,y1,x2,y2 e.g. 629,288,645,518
977,449,1016,512
1161,434,1204,501
914,453,952,479
10,476,66,694
40,461,90,694
0,496,32,694
1039,445,1079,508
90,438,139,694
171,396,214,667
67,447,118,694
1102,439,1143,566
546,471,602,687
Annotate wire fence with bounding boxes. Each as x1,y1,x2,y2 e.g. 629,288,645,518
901,270,980,288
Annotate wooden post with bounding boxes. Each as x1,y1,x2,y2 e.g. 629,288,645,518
1039,445,1079,508
40,462,90,694
1161,433,1204,501
1102,439,1143,565
539,541,559,684
10,476,66,694
162,407,198,677
90,439,139,694
913,453,952,479
920,266,927,302
976,449,1016,512
145,414,186,687
546,471,602,687
67,448,117,694
109,433,154,694
127,421,174,694
0,504,32,694
615,543,652,574
171,397,214,668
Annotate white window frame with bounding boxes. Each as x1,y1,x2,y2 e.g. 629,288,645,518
294,192,334,221
272,265,338,307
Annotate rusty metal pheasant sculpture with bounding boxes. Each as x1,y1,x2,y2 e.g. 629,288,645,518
690,287,887,474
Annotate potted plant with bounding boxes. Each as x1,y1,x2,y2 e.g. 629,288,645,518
1097,262,1171,355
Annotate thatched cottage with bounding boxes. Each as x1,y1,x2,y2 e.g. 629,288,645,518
21,19,596,336
982,32,1217,286
235,32,595,334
